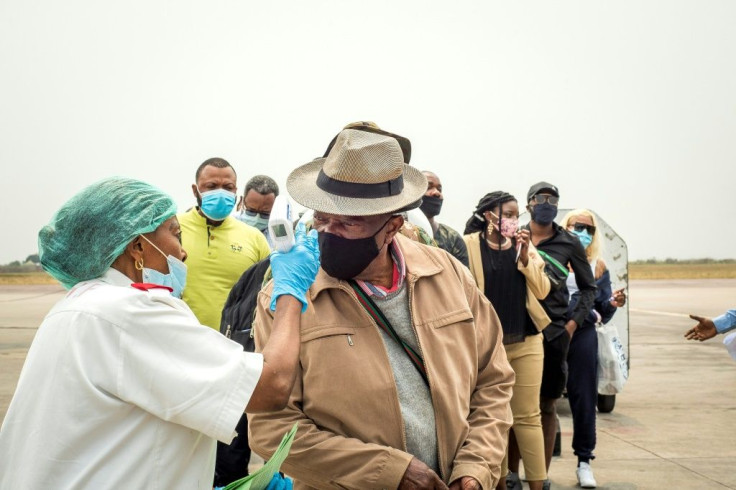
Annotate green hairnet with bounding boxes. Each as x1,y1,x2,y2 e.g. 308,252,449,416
39,177,178,289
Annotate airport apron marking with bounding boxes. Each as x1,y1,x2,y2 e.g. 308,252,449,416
629,308,689,318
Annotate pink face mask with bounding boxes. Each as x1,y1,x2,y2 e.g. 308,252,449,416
490,212,519,238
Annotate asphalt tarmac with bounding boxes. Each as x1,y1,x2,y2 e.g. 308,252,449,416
1,280,734,489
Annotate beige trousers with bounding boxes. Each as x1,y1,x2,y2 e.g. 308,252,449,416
501,333,547,481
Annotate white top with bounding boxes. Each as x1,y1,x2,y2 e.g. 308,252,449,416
0,268,263,489
565,259,597,297
405,208,434,239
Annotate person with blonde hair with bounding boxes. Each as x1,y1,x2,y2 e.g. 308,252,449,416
559,208,626,488
463,191,551,490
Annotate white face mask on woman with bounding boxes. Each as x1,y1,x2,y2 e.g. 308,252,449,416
139,235,187,298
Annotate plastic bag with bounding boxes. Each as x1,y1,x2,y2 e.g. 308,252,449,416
218,423,298,490
597,322,628,394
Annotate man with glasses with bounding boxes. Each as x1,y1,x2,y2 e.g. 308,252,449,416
234,175,280,242
514,182,596,490
248,128,514,489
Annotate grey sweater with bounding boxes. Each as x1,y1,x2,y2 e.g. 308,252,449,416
373,282,439,472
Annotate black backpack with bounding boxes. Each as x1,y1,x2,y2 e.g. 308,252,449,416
215,257,271,487
219,257,271,352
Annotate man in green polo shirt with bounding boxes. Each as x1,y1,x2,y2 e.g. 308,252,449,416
179,157,271,330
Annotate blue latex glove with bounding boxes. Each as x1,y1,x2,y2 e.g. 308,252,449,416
269,221,320,312
265,472,293,490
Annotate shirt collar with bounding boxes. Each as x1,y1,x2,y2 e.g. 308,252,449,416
187,206,232,228
66,268,133,296
309,234,443,301
524,221,563,244
354,241,406,298
64,268,140,300
99,268,137,287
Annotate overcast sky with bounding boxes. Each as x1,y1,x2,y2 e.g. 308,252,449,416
1,1,734,264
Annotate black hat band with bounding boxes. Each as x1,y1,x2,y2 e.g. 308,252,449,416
316,169,404,199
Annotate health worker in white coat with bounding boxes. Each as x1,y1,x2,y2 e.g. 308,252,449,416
0,177,320,489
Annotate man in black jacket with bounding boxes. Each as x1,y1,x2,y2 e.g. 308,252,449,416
516,182,596,489
215,257,272,486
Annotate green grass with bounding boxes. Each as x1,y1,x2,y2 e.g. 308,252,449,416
0,272,60,285
629,262,736,280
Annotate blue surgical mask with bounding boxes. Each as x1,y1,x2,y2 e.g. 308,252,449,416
239,212,269,232
572,229,593,249
140,235,188,298
198,188,236,221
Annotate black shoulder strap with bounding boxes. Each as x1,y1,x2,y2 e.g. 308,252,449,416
348,281,428,386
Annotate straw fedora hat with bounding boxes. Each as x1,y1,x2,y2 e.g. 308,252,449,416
287,129,427,216
322,121,412,164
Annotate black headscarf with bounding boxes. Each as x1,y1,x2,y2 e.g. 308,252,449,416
463,191,517,235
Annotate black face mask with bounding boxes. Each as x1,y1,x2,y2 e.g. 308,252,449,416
531,202,558,225
419,195,443,218
318,219,390,280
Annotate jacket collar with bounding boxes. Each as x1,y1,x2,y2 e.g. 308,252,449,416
524,220,566,244
309,233,443,300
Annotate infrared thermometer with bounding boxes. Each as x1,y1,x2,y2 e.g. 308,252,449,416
268,195,295,253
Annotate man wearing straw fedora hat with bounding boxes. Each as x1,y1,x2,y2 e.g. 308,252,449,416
249,129,514,490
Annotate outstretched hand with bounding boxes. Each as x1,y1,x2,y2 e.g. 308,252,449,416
684,314,718,341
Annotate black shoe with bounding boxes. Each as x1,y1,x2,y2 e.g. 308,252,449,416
506,472,522,490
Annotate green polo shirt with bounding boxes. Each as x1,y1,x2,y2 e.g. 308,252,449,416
178,207,270,330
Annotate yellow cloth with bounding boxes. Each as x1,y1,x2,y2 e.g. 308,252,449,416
179,208,270,330
501,334,546,481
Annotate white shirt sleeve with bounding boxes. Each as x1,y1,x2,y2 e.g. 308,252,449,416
113,290,263,443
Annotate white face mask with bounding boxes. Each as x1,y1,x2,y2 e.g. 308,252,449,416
139,235,187,298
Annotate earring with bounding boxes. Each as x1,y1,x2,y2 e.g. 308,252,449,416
135,258,144,271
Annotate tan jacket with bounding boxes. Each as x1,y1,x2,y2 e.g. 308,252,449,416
249,234,514,490
463,232,551,332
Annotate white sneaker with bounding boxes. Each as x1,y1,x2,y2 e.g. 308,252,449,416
576,462,597,488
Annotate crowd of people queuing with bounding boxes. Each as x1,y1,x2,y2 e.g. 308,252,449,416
0,121,631,490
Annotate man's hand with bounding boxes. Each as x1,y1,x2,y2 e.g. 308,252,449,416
398,458,448,490
449,476,481,490
564,319,578,338
685,314,718,341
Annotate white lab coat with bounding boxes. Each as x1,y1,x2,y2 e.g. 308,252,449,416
0,268,263,489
